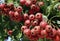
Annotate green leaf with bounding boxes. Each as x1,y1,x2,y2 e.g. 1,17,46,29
38,38,43,41
16,32,22,39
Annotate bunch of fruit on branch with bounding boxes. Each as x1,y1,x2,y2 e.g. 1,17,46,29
21,13,60,41
0,0,60,41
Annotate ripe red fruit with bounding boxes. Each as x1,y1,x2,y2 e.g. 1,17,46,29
53,35,60,41
45,25,52,33
31,29,37,36
31,4,36,10
25,0,32,7
47,28,57,40
21,26,28,32
37,1,44,6
41,30,47,38
24,29,31,37
34,26,41,34
9,11,22,22
32,20,38,26
35,13,42,21
24,20,31,27
29,34,39,41
17,6,23,13
9,11,15,17
57,29,60,36
51,28,57,37
31,4,40,12
39,21,48,29
30,0,37,4
0,3,6,10
14,11,22,22
20,0,26,5
8,30,13,35
23,13,29,20
29,14,35,21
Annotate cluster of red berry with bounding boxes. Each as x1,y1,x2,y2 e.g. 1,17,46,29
21,12,60,41
0,0,44,37
0,3,23,22
0,0,60,41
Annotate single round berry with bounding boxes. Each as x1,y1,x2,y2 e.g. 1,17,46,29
53,35,60,41
45,25,52,33
20,0,26,5
31,0,37,4
29,14,35,21
21,26,28,32
17,6,23,13
41,30,47,38
23,13,29,20
31,29,37,36
25,0,32,7
35,13,42,21
32,20,38,26
8,30,13,35
57,29,60,36
24,20,31,27
31,4,36,10
24,29,31,37
37,1,44,6
34,26,41,34
39,21,48,29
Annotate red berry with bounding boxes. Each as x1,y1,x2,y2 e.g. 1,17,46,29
25,0,32,7
31,4,40,12
35,13,42,21
53,35,60,41
10,11,22,22
24,29,31,37
29,14,35,21
34,26,41,34
41,30,47,38
47,28,57,40
45,25,52,33
31,4,36,10
0,3,6,10
38,1,44,6
39,21,48,29
24,20,31,27
31,29,37,36
51,28,57,37
17,6,23,13
23,13,29,20
30,0,37,4
8,30,13,35
21,26,28,32
9,11,14,17
57,29,60,36
32,20,38,26
20,0,26,5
